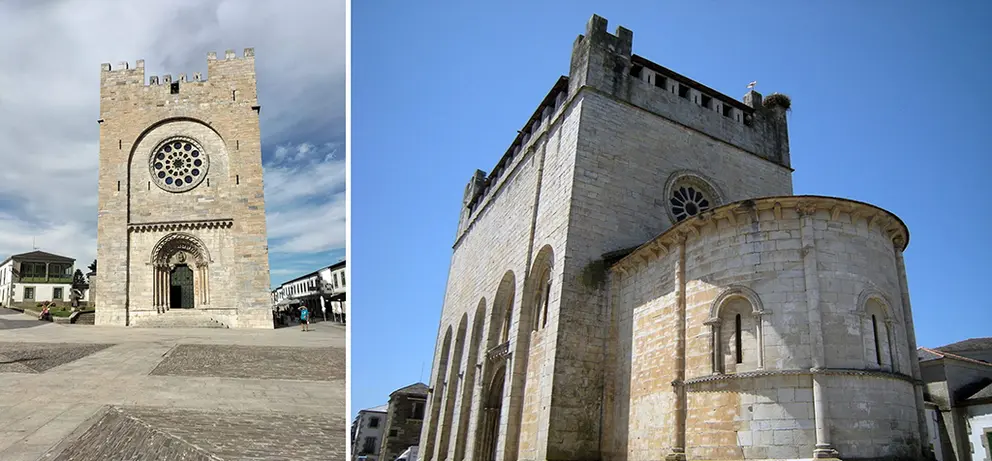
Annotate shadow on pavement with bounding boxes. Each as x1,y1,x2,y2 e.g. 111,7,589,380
0,307,49,330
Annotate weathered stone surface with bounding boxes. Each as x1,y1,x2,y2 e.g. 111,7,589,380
54,406,345,461
150,344,344,381
0,342,114,373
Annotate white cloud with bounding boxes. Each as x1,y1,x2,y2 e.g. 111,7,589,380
0,0,345,281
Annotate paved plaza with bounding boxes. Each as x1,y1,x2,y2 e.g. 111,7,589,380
0,308,346,460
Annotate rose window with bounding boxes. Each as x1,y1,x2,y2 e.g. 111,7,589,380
149,137,209,192
670,186,710,222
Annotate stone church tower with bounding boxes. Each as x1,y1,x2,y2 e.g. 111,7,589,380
420,15,929,461
95,49,272,329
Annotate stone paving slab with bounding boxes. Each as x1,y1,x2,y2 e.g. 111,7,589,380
0,314,346,461
0,343,115,374
50,407,218,461
149,344,345,381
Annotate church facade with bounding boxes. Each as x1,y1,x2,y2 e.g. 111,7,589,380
420,15,930,461
95,49,272,329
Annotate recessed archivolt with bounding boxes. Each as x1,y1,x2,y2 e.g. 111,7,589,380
856,287,899,324
149,232,212,267
706,285,767,324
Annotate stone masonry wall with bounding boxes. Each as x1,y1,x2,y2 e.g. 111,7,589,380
421,93,581,461
95,50,271,328
609,196,920,460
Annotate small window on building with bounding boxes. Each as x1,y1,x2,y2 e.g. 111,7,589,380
24,287,35,300
872,314,882,365
629,64,643,79
389,429,398,437
53,288,63,300
654,75,666,89
362,436,377,454
701,94,713,110
678,84,690,100
369,416,379,428
170,82,179,94
410,400,425,419
722,104,733,118
735,314,743,364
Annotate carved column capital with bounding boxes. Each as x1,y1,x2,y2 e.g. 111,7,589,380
796,201,818,217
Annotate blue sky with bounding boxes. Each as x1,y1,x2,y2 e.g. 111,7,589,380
351,1,992,415
0,0,345,289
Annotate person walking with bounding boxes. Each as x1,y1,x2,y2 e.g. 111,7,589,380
300,305,310,332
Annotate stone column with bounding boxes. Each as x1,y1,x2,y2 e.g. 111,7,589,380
756,312,766,370
155,268,162,312
894,238,929,456
708,321,721,374
667,234,687,461
203,266,209,305
885,319,896,373
163,266,171,311
797,203,838,458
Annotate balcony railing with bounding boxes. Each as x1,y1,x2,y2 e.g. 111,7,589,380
19,276,72,284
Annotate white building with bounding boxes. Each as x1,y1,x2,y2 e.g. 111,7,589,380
352,404,389,461
0,251,79,307
271,260,347,323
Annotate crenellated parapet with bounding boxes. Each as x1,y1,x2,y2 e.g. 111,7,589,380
455,77,570,237
100,48,255,87
571,15,792,167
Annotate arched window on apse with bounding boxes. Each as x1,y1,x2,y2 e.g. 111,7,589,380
706,287,765,375
861,295,896,372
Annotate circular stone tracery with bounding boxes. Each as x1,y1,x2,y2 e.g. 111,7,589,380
671,185,711,222
149,137,209,192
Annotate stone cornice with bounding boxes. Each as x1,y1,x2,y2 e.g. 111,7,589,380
611,195,910,275
128,219,234,233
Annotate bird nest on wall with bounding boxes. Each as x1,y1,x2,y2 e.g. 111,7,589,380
762,93,792,111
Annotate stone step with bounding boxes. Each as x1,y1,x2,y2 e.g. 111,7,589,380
134,310,229,328
74,312,95,325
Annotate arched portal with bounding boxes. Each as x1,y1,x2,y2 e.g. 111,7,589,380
477,365,506,461
150,232,212,313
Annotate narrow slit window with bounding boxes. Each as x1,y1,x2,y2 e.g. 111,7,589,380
236,175,239,185
872,315,881,365
206,178,210,187
541,278,551,328
236,140,240,150
232,90,237,101
735,314,743,364
147,181,150,190
117,181,120,191
118,140,122,150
